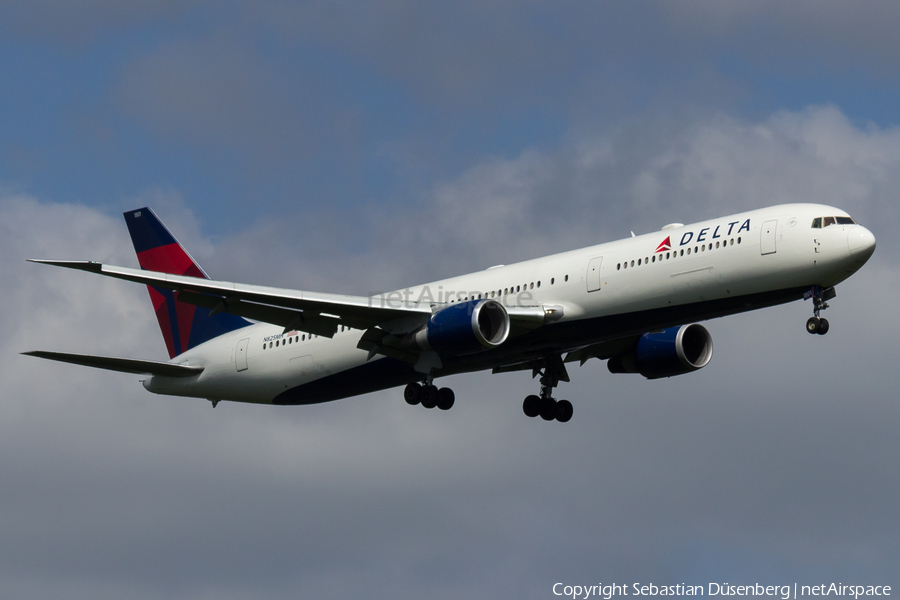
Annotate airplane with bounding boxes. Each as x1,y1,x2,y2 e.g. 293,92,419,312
23,203,875,423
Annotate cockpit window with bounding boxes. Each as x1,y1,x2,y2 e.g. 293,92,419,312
812,215,857,228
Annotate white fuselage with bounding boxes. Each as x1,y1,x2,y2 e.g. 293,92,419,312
145,203,875,405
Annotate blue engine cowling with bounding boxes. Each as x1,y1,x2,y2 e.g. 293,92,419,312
607,324,713,379
413,299,510,356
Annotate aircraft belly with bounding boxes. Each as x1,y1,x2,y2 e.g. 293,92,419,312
265,283,813,403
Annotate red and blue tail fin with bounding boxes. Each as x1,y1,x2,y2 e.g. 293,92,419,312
124,207,251,359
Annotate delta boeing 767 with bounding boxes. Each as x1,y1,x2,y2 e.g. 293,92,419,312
24,204,875,422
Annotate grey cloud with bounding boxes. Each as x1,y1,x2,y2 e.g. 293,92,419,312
0,0,208,43
117,37,321,164
207,106,899,295
102,1,900,212
664,1,900,71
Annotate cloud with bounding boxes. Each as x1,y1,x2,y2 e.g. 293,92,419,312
204,105,899,295
117,36,319,162
0,0,207,43
2,105,899,598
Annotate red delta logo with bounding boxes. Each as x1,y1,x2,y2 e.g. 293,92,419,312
655,236,671,253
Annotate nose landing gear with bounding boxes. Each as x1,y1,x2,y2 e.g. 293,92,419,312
804,285,836,335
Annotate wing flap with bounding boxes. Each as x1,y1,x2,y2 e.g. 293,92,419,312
22,351,203,378
177,291,344,338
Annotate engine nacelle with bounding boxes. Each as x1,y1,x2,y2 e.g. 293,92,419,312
607,324,713,379
412,299,510,356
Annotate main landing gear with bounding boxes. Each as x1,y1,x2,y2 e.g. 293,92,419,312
401,355,575,423
404,382,455,411
805,285,836,335
522,355,573,423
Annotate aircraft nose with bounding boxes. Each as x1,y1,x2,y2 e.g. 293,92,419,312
847,225,876,263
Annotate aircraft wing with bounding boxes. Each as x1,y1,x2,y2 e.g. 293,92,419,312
27,260,547,339
21,351,203,377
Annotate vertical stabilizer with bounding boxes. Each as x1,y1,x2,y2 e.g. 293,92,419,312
124,207,250,358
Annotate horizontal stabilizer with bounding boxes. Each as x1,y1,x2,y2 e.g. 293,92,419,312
22,351,203,378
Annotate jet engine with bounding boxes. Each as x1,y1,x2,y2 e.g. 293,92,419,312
607,324,713,379
411,299,510,356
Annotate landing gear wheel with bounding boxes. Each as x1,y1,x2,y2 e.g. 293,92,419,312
539,397,558,421
420,385,439,409
806,317,821,334
817,318,829,335
523,395,540,418
437,387,455,410
404,383,422,405
524,355,575,422
556,400,573,423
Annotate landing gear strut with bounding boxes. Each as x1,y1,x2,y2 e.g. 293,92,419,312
404,381,455,411
522,355,573,423
805,285,836,335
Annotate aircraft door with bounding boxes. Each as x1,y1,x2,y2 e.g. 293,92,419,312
587,256,603,292
235,337,249,372
761,220,777,255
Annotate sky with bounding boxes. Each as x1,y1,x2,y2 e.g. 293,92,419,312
2,2,899,598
